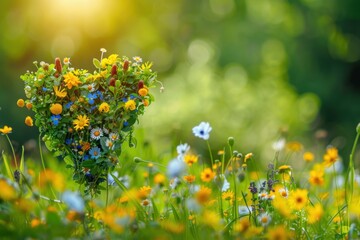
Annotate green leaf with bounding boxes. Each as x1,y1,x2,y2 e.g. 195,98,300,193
19,146,25,184
2,153,13,181
170,204,180,221
82,160,95,168
93,58,101,69
64,155,74,166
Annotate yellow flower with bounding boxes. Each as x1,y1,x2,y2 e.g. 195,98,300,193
53,86,67,98
0,125,12,134
17,99,25,107
39,169,65,192
278,165,292,173
303,151,315,162
196,186,212,205
290,189,308,210
201,210,221,230
222,191,234,202
63,72,81,89
0,179,17,201
73,115,90,131
50,103,63,115
137,186,152,200
309,164,324,186
323,147,339,167
307,203,323,224
99,102,110,113
26,102,32,109
244,153,253,162
200,168,215,182
267,225,293,240
184,154,198,166
154,173,166,186
63,57,70,65
124,99,136,111
183,175,196,183
138,87,148,97
25,116,33,127
286,141,303,152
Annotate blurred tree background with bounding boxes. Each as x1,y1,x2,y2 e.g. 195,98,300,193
0,0,359,163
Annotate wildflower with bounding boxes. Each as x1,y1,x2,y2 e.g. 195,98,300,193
222,191,234,202
201,168,215,182
238,206,252,216
196,186,212,205
307,203,323,224
138,87,148,96
177,143,190,157
124,99,136,111
0,125,12,135
90,128,103,140
278,165,292,174
105,139,114,150
167,158,186,178
51,115,61,126
39,169,65,192
258,212,271,226
100,48,107,53
141,199,151,207
267,225,293,240
89,147,101,159
272,138,285,151
26,102,32,109
303,151,315,162
192,122,212,140
184,154,198,166
62,191,85,213
0,179,17,201
234,217,251,233
309,164,324,186
323,146,339,167
17,99,25,107
25,116,33,126
183,175,196,183
63,57,70,65
137,186,152,200
286,141,303,152
53,86,67,98
99,102,110,113
63,72,81,89
244,153,253,162
202,210,221,230
154,173,166,186
278,188,289,198
133,56,142,63
73,115,90,131
109,132,119,141
290,189,308,210
55,57,62,72
31,218,42,228
50,103,63,115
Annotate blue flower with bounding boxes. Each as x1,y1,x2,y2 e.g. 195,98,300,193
83,155,90,161
51,115,61,126
123,121,129,127
95,91,104,100
65,138,73,145
87,93,97,105
89,147,101,159
65,101,74,109
42,87,49,91
192,122,212,140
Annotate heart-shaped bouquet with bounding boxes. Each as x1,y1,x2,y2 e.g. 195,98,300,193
20,50,158,195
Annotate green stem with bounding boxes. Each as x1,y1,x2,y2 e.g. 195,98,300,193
106,168,109,208
5,134,18,169
206,140,214,167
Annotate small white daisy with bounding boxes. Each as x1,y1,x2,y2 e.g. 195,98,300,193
133,56,142,63
278,188,289,198
90,128,103,140
109,132,119,141
105,139,114,150
258,212,271,227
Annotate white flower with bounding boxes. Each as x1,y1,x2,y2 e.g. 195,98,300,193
221,176,230,192
192,122,212,140
90,128,103,140
62,191,85,212
238,206,252,216
272,138,285,151
105,139,115,150
177,143,190,157
169,177,181,189
133,56,142,63
109,132,119,141
108,172,130,187
257,212,271,226
108,171,119,186
278,188,289,198
167,158,186,178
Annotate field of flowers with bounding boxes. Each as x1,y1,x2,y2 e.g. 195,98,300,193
0,52,359,240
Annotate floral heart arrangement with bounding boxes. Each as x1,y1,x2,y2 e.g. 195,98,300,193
19,49,159,195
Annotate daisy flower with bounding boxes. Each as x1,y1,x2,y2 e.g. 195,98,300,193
176,143,190,157
90,128,103,140
192,122,212,140
89,147,101,159
105,139,114,150
109,132,119,141
258,212,271,227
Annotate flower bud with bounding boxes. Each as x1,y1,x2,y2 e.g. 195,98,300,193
228,137,234,147
111,64,117,76
55,57,62,73
134,157,143,163
357,123,360,134
109,78,116,87
138,80,144,90
123,60,129,72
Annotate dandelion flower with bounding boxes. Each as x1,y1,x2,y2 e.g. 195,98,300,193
17,99,25,107
257,212,271,226
201,168,215,182
0,125,12,135
53,86,67,98
50,103,63,115
73,115,90,131
89,147,101,159
25,116,33,127
90,128,103,140
63,72,81,89
192,122,212,140
99,102,110,113
124,99,136,111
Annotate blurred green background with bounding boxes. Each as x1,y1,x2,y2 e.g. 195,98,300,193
0,0,359,162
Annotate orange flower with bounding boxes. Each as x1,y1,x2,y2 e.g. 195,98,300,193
63,72,81,89
196,186,212,205
50,103,63,115
323,147,339,167
201,168,215,182
17,99,25,107
184,154,198,166
138,87,148,96
25,116,33,127
183,175,196,183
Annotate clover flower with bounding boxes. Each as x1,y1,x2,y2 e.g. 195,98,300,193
192,122,212,140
